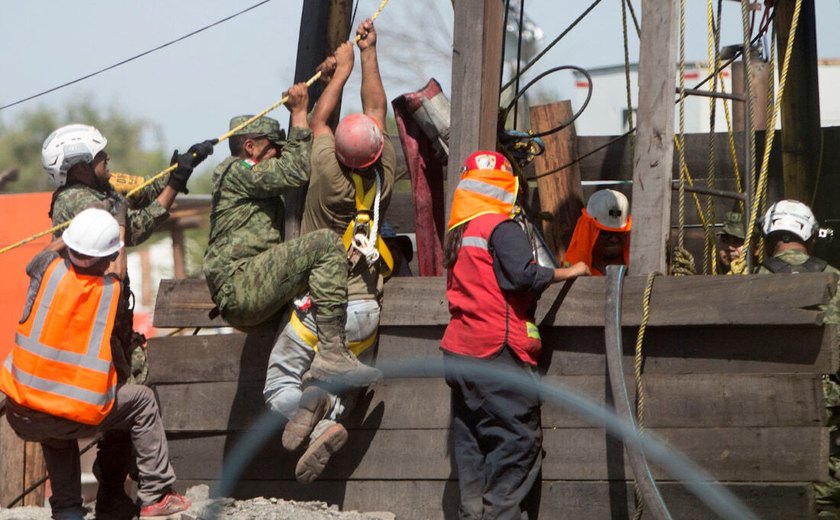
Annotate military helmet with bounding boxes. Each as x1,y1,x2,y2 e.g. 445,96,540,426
719,211,746,240
228,115,286,144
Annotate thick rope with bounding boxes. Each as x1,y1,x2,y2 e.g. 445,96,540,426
631,272,657,520
0,0,391,256
621,0,635,163
703,0,723,275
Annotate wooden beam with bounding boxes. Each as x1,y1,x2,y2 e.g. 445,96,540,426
447,0,505,217
0,415,25,508
170,227,186,280
284,0,353,241
776,0,821,203
530,101,585,259
628,0,679,274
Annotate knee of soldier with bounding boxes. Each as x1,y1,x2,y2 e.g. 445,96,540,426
121,384,159,413
309,228,345,257
264,385,303,420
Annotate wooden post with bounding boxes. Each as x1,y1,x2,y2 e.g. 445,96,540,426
22,442,45,506
284,0,353,240
171,227,186,280
628,0,679,275
0,414,25,507
447,0,505,217
776,0,820,203
732,59,771,132
529,101,585,259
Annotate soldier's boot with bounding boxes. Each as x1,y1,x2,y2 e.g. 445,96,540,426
309,314,382,386
295,423,348,484
282,385,331,451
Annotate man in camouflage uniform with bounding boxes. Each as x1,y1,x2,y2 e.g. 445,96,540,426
716,211,746,274
264,20,395,484
756,200,840,518
202,82,381,388
43,123,213,519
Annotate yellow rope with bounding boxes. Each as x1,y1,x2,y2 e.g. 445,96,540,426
730,0,802,275
0,0,391,256
620,0,635,163
703,0,723,275
630,271,657,520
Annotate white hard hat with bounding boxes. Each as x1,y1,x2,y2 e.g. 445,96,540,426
761,199,819,242
587,189,630,230
42,124,108,187
63,208,122,267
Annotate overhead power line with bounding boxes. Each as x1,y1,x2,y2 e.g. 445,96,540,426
0,0,272,111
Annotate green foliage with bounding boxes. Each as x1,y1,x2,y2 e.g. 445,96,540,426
0,99,170,193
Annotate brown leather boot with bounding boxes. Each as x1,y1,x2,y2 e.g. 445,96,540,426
309,314,382,386
295,423,349,484
282,385,331,451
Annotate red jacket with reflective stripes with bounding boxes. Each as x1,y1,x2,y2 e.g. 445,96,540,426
0,257,119,425
441,213,542,365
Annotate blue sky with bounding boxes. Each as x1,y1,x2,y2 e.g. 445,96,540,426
2,0,840,160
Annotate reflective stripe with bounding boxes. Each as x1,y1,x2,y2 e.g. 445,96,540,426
461,236,488,250
15,262,116,375
6,359,115,407
457,179,516,205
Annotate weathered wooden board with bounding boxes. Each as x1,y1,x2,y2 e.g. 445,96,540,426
153,273,836,329
153,374,822,432
173,479,814,520
167,426,826,482
146,323,838,381
0,415,25,508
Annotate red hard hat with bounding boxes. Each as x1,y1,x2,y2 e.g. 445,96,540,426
335,114,384,169
461,150,513,174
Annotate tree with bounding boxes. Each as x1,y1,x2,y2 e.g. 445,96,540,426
0,99,170,193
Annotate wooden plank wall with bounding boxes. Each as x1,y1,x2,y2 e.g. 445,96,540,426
147,275,837,519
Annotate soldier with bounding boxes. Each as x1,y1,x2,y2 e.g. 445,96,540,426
202,82,381,391
263,19,395,484
42,124,213,519
756,200,840,518
716,211,746,274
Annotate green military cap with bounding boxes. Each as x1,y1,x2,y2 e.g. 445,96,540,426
719,211,745,239
228,115,286,144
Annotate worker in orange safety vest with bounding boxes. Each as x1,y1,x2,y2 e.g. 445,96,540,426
0,208,190,520
563,189,632,275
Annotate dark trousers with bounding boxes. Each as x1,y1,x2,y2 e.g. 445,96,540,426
444,347,543,520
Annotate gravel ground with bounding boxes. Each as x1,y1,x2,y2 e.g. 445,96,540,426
0,485,396,520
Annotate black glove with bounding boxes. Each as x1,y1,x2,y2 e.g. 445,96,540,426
167,139,217,194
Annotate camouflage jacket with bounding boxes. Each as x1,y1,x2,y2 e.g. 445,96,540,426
203,127,313,297
758,249,840,324
50,177,169,246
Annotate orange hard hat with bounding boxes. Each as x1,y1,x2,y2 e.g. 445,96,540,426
335,113,385,169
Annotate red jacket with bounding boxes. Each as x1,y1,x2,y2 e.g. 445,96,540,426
441,213,542,365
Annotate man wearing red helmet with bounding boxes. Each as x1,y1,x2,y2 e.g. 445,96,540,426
263,18,397,484
442,151,590,519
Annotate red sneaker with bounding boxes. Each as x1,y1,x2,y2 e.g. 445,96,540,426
139,489,191,518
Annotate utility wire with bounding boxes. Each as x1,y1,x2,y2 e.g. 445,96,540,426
0,0,272,111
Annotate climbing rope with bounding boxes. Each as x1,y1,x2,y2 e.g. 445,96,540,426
730,0,802,274
0,0,391,256
702,0,723,275
620,0,635,163
631,271,658,520
349,170,383,265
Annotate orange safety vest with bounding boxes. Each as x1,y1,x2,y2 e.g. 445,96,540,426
0,257,120,425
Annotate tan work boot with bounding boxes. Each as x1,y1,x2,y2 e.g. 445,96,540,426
295,423,349,484
309,314,382,386
283,385,331,451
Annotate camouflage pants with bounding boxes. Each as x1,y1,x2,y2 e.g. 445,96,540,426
217,229,348,329
816,376,840,518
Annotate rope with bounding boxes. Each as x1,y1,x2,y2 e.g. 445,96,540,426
0,1,273,111
0,0,391,256
703,0,723,275
730,0,802,275
350,170,383,265
631,271,657,520
620,0,635,163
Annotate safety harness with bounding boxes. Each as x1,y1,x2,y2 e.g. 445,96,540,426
341,170,394,277
762,256,827,274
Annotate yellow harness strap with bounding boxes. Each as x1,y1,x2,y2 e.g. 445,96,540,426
341,173,394,277
289,310,377,356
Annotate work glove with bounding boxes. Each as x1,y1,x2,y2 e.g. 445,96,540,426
167,139,217,194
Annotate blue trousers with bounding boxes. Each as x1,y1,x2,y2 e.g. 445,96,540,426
444,347,542,520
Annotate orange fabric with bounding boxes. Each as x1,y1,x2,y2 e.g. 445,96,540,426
0,258,119,425
0,193,53,363
563,209,632,276
447,169,519,231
